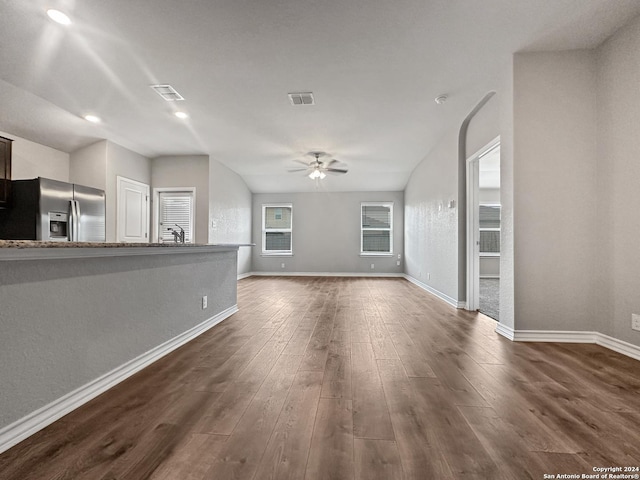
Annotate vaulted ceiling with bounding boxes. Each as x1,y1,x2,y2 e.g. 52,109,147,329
1,0,639,192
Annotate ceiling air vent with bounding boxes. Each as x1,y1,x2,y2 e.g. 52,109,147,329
288,92,314,106
150,84,184,101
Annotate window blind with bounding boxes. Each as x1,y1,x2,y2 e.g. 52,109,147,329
159,192,193,243
479,205,500,228
361,203,393,254
362,205,391,228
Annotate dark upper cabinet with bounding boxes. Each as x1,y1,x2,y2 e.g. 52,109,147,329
0,136,12,208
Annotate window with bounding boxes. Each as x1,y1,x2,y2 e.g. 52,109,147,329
361,202,393,255
157,189,195,243
262,204,292,255
479,204,500,254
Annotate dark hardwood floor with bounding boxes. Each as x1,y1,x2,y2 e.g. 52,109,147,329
1,276,639,479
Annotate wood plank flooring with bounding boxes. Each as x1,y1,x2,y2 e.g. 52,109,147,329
1,276,639,479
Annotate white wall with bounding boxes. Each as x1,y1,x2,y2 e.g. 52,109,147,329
209,158,252,275
1,131,69,182
512,50,599,332
498,60,515,330
152,155,209,245
596,15,640,345
404,129,459,299
69,141,107,190
252,191,404,274
479,188,500,204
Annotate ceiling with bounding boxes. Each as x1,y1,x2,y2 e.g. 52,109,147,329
1,0,639,193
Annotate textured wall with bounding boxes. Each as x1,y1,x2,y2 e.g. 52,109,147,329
0,250,237,430
69,140,107,190
209,158,252,275
596,15,640,345
252,191,404,274
1,131,70,182
513,50,599,332
498,61,515,329
152,155,209,245
404,129,460,300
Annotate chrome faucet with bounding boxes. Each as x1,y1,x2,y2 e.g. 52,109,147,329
167,224,185,243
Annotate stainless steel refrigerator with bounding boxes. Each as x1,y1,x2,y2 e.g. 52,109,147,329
0,177,105,242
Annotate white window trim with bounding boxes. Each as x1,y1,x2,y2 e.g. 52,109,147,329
152,187,196,243
360,201,393,256
262,203,293,256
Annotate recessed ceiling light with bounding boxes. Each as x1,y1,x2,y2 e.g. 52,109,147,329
174,111,189,119
47,9,72,26
84,114,101,123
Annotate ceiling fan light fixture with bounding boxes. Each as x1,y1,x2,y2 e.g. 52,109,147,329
309,169,323,180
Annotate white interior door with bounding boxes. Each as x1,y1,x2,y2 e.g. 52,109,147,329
117,176,149,243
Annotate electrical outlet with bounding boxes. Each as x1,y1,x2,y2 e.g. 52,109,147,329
396,260,401,266
427,273,431,280
281,263,285,269
202,295,208,309
632,314,640,331
397,253,402,260
371,264,375,269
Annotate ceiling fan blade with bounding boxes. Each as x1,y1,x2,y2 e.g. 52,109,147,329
287,168,309,173
325,159,339,167
293,159,310,167
325,168,348,174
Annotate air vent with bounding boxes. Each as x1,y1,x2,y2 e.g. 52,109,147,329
150,84,184,101
288,92,314,106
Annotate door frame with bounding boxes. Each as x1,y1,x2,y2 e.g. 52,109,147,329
116,176,149,243
466,136,500,311
152,187,196,243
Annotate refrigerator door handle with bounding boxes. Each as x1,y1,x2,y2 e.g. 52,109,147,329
74,200,81,242
68,200,74,241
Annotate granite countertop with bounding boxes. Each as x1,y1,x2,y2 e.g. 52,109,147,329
0,240,219,249
0,240,253,260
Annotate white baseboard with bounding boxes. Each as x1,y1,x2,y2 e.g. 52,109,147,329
0,304,238,455
248,271,405,278
495,322,515,340
237,272,252,280
494,325,640,361
403,274,463,309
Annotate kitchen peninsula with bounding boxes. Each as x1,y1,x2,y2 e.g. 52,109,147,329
0,240,244,453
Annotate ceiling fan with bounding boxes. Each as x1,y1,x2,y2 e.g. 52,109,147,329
288,152,348,179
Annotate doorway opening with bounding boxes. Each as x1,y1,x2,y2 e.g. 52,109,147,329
466,137,500,319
